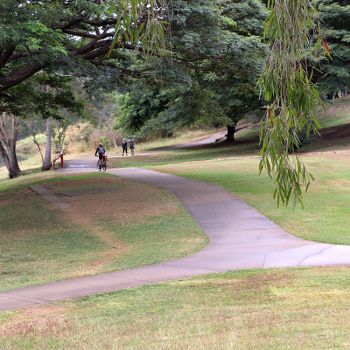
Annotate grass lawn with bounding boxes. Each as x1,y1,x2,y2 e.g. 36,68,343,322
0,172,206,291
1,266,349,349
154,153,350,245
136,127,225,151
317,95,350,128
110,140,259,169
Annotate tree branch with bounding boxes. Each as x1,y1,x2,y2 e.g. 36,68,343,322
0,61,47,91
63,28,114,40
0,46,15,69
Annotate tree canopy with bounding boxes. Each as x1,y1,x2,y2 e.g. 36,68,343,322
0,0,166,93
116,0,267,140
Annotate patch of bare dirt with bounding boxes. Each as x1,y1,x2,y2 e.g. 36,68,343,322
0,305,73,337
183,272,294,292
50,177,179,223
0,189,35,206
239,271,295,291
48,177,180,275
0,198,11,208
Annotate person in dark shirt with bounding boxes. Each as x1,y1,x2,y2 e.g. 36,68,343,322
95,143,106,171
122,139,128,156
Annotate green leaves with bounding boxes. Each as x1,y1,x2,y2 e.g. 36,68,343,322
259,0,327,207
109,0,168,56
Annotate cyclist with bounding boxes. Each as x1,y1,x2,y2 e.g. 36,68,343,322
95,143,106,171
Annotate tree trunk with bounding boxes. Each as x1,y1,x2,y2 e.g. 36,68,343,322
42,117,52,170
32,134,44,164
226,124,236,142
0,113,21,179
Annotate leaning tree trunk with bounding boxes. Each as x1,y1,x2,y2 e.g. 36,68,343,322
226,124,236,143
0,113,21,179
42,117,52,170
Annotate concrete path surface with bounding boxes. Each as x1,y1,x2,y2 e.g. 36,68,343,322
1,166,350,312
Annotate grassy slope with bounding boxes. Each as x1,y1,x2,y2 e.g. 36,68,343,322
137,128,226,151
116,95,350,245
0,173,206,291
1,267,349,349
155,155,350,245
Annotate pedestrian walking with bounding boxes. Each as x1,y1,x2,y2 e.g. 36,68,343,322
122,138,128,156
129,137,135,156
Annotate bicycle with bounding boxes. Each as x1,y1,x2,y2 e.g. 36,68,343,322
97,154,107,171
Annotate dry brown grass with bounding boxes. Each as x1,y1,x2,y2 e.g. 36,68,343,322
1,305,74,338
47,177,181,276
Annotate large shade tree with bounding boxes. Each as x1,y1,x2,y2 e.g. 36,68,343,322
0,0,167,177
116,0,267,141
0,0,166,92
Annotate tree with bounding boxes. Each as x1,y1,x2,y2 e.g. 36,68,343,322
35,73,86,170
0,0,167,93
0,113,20,178
0,0,167,177
317,0,350,98
170,0,267,142
0,79,44,177
116,0,267,141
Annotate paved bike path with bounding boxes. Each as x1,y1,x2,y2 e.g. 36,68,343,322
1,167,350,312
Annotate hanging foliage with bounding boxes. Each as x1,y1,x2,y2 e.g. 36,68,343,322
108,0,170,56
259,0,329,207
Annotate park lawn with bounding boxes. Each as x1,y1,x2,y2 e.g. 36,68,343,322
0,173,206,291
0,266,349,349
317,95,350,128
154,153,350,245
136,127,225,151
110,141,259,169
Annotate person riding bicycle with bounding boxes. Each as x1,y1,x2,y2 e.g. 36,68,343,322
95,143,106,171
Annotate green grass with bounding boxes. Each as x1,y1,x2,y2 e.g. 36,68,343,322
0,191,104,291
0,172,206,291
103,215,206,271
317,96,350,128
154,155,350,245
137,127,224,151
1,267,349,349
111,141,258,169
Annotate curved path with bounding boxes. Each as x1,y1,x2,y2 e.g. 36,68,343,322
1,164,350,311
